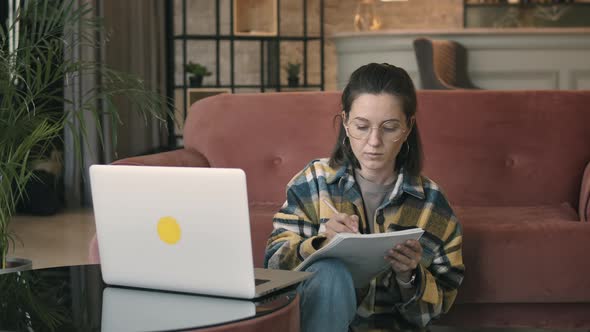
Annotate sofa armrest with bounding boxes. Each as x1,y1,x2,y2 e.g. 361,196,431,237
580,161,590,222
112,148,210,168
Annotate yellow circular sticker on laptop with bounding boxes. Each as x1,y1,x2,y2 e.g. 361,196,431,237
157,216,181,244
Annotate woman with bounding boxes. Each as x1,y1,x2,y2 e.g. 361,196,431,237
264,63,464,331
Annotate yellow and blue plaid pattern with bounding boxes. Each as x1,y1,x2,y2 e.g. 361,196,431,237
264,158,464,329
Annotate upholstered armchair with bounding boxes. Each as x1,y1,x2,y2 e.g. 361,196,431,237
413,37,480,90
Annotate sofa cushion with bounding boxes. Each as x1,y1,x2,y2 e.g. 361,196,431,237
437,303,590,329
454,203,579,225
453,204,585,304
457,220,590,304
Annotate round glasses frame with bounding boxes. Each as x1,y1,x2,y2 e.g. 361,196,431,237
343,121,407,142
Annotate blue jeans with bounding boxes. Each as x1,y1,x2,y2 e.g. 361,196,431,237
297,258,357,332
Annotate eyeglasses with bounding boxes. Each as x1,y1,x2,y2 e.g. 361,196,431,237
344,119,407,142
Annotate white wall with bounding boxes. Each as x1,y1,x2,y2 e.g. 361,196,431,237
333,28,590,90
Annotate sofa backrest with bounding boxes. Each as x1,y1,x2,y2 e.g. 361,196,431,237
184,92,341,204
185,90,590,208
418,90,590,208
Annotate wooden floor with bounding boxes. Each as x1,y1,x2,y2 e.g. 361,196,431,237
8,208,96,270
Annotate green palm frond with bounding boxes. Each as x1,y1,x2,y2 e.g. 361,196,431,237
0,0,174,268
0,270,70,331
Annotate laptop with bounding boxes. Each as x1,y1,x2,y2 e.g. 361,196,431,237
101,286,255,331
89,165,312,299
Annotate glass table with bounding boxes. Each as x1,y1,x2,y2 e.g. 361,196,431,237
0,264,298,331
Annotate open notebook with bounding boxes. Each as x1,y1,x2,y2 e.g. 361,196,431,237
295,228,424,288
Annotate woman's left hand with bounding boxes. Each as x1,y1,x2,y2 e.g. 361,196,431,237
385,239,423,281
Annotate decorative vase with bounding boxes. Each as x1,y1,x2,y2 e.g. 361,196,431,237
0,257,33,275
189,76,203,88
354,0,382,32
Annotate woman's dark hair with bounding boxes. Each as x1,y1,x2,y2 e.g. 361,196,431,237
329,63,423,176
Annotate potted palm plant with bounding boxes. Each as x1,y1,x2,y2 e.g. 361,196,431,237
185,62,211,87
0,0,172,272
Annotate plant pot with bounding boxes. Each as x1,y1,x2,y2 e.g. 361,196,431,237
189,76,204,87
0,257,33,275
288,77,299,87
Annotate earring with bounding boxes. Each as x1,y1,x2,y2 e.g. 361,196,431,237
404,141,410,156
342,136,348,146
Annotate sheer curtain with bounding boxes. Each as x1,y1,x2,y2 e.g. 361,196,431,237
101,0,168,160
64,0,168,207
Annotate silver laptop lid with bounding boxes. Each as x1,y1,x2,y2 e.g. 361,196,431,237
90,165,256,299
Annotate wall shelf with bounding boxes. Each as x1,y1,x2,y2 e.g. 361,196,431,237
233,0,278,36
165,0,325,147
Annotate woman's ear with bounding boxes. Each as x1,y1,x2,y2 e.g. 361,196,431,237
341,111,351,138
406,116,415,139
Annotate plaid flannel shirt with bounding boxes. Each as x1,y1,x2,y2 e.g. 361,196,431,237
264,158,464,329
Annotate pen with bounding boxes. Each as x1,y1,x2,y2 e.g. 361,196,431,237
322,199,359,233
322,199,339,214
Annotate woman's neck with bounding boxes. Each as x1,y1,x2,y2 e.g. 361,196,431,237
356,168,397,186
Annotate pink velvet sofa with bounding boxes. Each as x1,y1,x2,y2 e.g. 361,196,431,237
89,90,590,329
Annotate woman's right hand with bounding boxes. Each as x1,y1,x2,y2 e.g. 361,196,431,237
322,213,360,246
